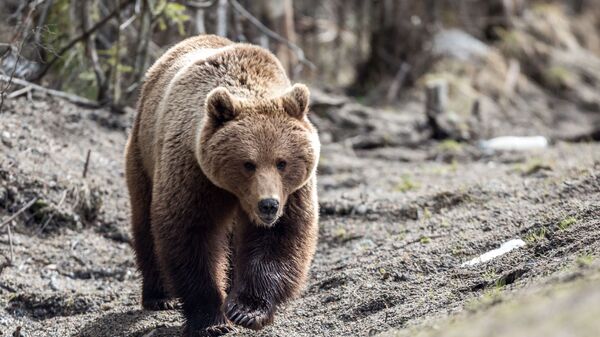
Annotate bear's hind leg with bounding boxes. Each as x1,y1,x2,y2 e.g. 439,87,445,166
125,142,175,311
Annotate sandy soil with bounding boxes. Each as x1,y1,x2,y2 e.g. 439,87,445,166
0,95,599,337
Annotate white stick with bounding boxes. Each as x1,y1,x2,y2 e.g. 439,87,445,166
462,239,526,267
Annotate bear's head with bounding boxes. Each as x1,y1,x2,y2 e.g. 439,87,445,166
197,84,319,227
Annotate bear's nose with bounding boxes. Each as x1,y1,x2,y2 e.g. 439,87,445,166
258,198,279,216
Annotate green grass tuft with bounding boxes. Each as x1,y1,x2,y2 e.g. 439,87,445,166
558,217,576,231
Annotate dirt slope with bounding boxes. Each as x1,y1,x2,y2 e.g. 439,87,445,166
0,96,599,337
382,265,600,337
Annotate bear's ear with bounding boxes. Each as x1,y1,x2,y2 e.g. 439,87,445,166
205,87,239,125
281,83,310,119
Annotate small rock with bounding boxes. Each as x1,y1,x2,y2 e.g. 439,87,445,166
0,186,8,207
392,273,410,282
49,277,62,291
433,29,490,61
355,204,368,215
1,131,13,148
322,295,339,303
479,136,548,151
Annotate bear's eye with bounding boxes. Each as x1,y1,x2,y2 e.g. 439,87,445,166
244,162,256,172
276,160,287,171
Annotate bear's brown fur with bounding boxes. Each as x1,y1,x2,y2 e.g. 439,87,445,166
124,35,320,336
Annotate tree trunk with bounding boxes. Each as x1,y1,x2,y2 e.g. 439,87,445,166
216,0,228,37
351,2,432,97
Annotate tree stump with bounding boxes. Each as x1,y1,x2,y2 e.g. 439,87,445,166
425,79,450,139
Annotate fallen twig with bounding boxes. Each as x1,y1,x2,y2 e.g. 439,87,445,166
83,149,92,178
0,74,100,107
6,85,32,99
385,62,411,104
142,329,157,337
229,0,316,71
7,221,14,265
397,235,444,249
0,198,38,229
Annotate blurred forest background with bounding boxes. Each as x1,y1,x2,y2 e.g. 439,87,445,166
2,0,600,114
4,0,600,144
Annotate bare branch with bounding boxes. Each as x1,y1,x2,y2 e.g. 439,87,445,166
119,14,138,30
0,44,25,114
34,0,53,47
0,198,38,229
0,1,42,113
33,0,136,81
385,62,410,104
0,74,100,107
7,85,32,99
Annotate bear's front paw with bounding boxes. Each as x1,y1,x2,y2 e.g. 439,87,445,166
224,298,274,330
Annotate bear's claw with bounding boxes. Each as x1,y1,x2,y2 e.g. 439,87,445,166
225,300,272,330
204,324,236,336
184,324,235,337
142,298,180,311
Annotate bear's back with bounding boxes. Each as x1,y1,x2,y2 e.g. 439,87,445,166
135,35,232,177
135,35,291,178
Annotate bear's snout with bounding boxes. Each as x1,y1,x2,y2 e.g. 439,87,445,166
258,198,279,223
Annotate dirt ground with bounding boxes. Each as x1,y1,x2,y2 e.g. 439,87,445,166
0,95,599,337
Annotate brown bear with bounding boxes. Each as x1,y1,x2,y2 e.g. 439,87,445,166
124,35,320,337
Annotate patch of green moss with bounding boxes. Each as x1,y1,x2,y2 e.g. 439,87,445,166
395,175,420,193
525,227,547,243
419,236,431,244
576,254,594,267
558,217,577,231
542,66,574,89
438,139,463,152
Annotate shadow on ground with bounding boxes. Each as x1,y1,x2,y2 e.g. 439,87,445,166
76,309,181,337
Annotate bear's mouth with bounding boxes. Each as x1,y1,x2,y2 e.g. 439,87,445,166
258,214,278,226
